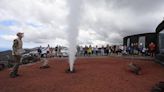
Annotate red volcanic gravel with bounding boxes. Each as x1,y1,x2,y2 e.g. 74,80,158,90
0,57,164,92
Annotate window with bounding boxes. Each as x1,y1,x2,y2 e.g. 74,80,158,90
138,36,145,48
159,29,164,53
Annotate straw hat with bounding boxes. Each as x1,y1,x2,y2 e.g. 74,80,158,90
16,32,24,36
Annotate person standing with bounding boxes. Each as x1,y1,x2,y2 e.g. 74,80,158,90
76,45,80,56
79,46,83,56
95,45,98,56
84,46,88,56
101,46,105,56
88,45,92,56
37,46,42,57
93,47,96,56
149,42,156,57
106,44,110,56
10,32,24,78
46,44,50,58
39,45,50,69
55,46,58,57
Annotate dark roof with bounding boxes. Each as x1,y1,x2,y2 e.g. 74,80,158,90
124,32,156,39
156,20,164,33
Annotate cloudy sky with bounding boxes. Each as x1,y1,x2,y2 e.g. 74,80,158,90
0,0,164,50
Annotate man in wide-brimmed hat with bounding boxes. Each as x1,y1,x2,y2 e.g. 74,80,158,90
10,32,24,78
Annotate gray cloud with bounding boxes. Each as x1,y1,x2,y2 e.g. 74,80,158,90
0,0,164,47
108,0,164,13
79,0,164,45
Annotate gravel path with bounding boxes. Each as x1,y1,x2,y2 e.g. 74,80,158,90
0,57,164,92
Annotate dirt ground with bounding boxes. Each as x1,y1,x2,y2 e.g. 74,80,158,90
0,57,164,92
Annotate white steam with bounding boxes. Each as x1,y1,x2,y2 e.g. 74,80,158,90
67,0,83,71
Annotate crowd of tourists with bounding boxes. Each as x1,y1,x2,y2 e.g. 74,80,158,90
76,42,156,57
37,42,156,58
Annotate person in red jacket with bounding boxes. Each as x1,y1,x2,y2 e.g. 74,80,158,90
149,42,156,57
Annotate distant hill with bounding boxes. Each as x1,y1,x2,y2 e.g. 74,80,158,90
0,50,12,61
0,48,10,52
0,49,32,61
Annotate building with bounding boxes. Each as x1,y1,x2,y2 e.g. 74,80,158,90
123,33,157,49
156,20,164,53
155,20,164,64
123,19,164,64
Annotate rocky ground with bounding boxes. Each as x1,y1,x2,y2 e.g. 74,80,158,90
0,57,164,92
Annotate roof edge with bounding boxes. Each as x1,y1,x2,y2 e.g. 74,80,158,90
156,20,164,33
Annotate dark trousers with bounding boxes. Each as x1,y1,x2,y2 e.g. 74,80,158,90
10,55,21,76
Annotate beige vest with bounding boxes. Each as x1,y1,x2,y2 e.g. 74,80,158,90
12,38,23,55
